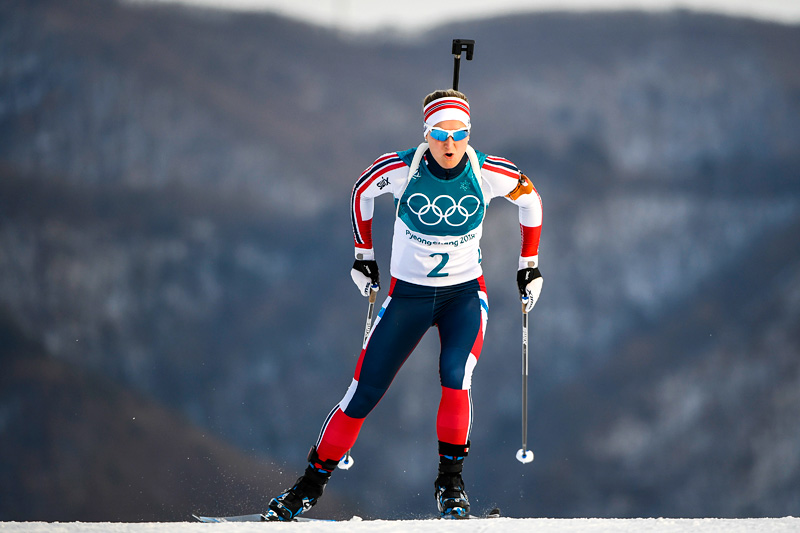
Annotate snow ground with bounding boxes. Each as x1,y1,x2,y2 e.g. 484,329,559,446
2,518,800,533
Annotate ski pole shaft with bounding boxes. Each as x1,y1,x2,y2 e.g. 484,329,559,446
340,284,379,470
522,304,529,448
516,299,534,464
362,286,378,347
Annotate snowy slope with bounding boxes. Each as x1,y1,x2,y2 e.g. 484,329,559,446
2,518,800,533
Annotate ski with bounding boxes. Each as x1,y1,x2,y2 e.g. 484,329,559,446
192,507,501,522
441,507,502,520
476,506,502,519
192,513,333,523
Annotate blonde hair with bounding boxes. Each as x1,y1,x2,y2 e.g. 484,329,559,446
423,89,469,108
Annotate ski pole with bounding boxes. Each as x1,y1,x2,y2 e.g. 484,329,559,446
362,284,379,347
516,298,534,464
338,284,379,470
451,39,475,91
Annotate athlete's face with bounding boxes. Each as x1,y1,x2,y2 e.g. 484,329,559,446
426,119,470,169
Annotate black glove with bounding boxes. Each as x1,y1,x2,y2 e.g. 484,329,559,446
351,259,380,296
517,267,542,312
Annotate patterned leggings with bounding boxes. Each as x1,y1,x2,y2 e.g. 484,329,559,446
315,276,488,463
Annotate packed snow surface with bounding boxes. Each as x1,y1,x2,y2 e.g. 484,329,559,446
2,518,800,533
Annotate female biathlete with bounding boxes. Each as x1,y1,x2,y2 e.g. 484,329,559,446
265,89,543,520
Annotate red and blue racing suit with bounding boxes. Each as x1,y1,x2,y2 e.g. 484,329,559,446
314,143,542,463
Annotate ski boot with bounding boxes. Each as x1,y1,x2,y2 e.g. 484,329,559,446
434,441,471,519
264,446,338,521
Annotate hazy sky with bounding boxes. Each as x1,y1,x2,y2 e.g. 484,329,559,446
131,0,800,32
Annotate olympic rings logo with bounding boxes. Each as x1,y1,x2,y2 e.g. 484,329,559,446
406,193,481,226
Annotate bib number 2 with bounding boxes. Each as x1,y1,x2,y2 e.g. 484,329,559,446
428,253,449,278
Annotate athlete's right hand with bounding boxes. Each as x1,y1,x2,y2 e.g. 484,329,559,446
351,259,380,296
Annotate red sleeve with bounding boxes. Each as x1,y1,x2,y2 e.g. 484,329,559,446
520,224,541,258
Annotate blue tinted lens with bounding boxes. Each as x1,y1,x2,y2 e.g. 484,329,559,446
451,129,469,141
429,128,469,142
429,129,449,141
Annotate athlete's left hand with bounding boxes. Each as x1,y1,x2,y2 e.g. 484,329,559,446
517,267,542,313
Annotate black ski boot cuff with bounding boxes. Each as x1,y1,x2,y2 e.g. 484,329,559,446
302,446,338,488
307,446,340,473
438,440,470,458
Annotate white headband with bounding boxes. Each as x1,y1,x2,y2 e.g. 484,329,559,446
422,97,471,138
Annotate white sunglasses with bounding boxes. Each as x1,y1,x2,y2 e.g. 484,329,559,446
426,126,470,142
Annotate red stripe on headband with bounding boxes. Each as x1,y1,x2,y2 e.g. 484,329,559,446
423,98,470,122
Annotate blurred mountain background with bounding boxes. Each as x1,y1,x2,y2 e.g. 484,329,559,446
1,0,799,521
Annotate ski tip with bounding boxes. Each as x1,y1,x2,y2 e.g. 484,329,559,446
192,513,266,523
192,514,219,523
464,508,501,520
